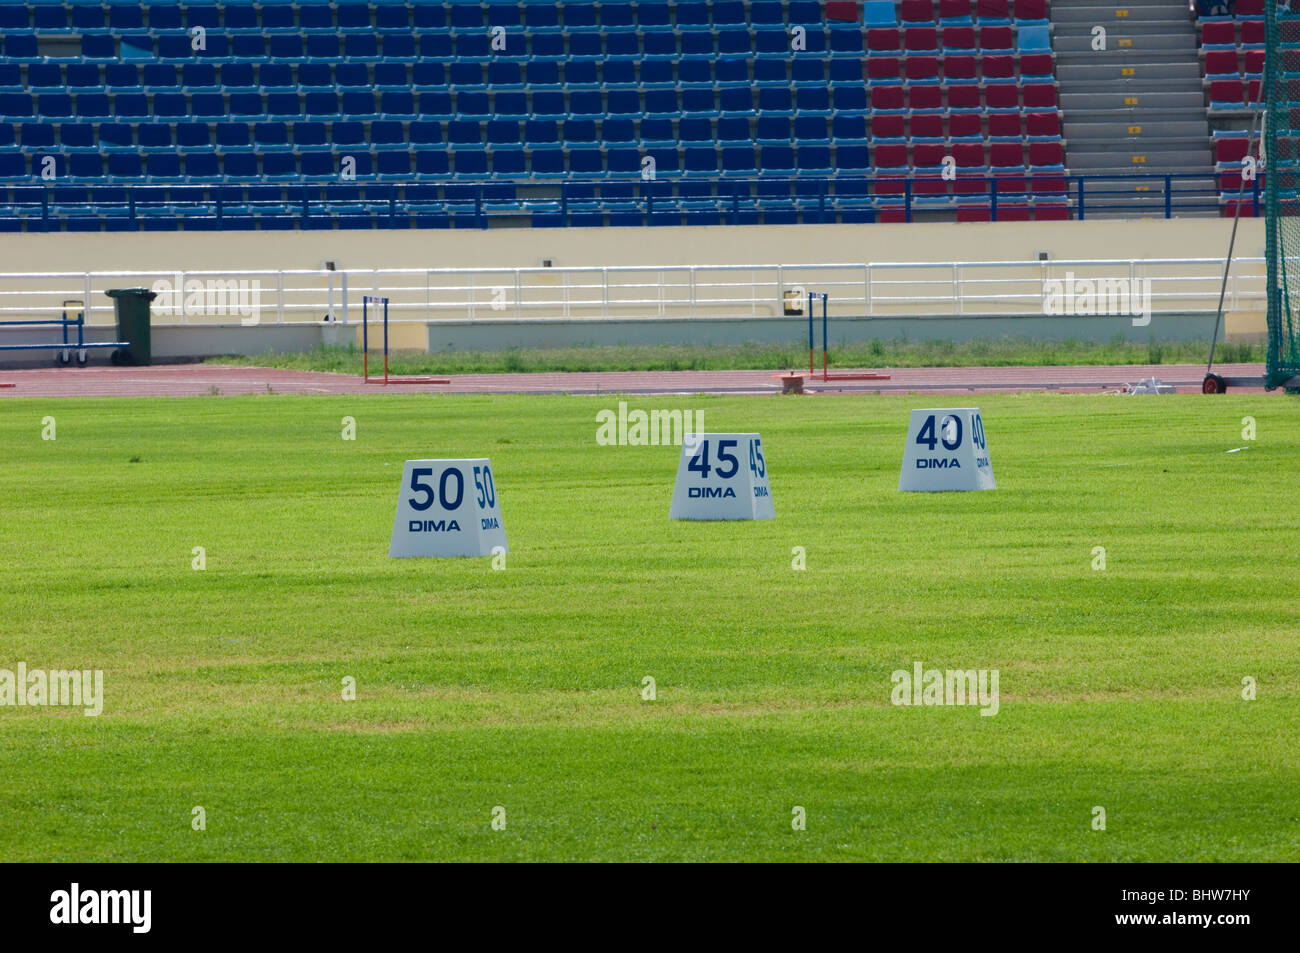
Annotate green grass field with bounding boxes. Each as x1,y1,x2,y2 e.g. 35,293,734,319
1,393,1298,861
209,336,1267,376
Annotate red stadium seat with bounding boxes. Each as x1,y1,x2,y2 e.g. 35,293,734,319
900,0,936,23
985,84,1020,109
953,140,987,167
1019,53,1054,77
867,28,902,53
987,112,1024,138
957,202,992,222
981,54,1015,80
943,54,979,80
826,0,861,22
948,112,984,138
1025,112,1061,138
868,56,903,80
874,142,909,170
978,25,1014,50
1214,137,1250,163
871,85,906,111
905,27,939,51
1034,200,1070,221
976,0,1011,20
905,56,941,82
912,141,948,167
1240,20,1265,46
910,113,945,139
908,84,944,112
989,141,1024,167
1013,0,1047,20
1236,0,1265,14
1028,141,1064,166
871,114,907,139
1200,21,1236,46
946,83,982,110
939,0,975,22
1209,79,1245,104
942,26,977,49
994,167,1028,195
1244,50,1264,76
1022,83,1057,108
1204,50,1241,76
994,201,1032,221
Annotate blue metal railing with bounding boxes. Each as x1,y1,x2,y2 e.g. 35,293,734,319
0,171,1262,229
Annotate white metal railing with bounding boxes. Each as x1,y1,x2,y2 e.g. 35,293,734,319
0,258,1267,327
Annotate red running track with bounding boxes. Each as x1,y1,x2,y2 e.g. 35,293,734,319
0,362,1270,398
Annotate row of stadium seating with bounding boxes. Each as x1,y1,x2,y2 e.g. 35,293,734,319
0,138,1069,178
0,55,1057,92
3,27,1053,61
1200,7,1266,217
0,80,1063,119
1,113,1065,148
0,1,1053,34
0,0,1066,226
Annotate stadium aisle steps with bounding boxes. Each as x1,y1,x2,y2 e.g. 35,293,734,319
1052,0,1213,217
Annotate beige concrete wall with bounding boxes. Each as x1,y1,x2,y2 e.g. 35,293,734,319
0,217,1265,273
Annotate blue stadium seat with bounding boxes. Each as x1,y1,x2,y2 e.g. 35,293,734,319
216,123,252,150
408,121,443,147
98,122,133,150
176,122,212,151
20,122,53,148
146,153,183,181
75,93,111,119
232,35,266,58
184,153,220,179
677,59,713,87
416,91,452,117
531,33,565,59
182,63,218,91
411,3,447,30
757,116,792,145
4,34,39,59
370,120,406,149
268,35,306,60
344,34,380,59
602,118,636,146
300,150,336,178
336,63,370,90
680,28,714,56
523,119,560,146
716,58,750,86
0,92,33,119
644,33,676,58
298,4,335,31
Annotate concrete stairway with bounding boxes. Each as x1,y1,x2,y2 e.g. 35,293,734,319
1050,0,1214,217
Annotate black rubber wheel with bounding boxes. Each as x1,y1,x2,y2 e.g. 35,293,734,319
76,349,88,367
1202,374,1227,394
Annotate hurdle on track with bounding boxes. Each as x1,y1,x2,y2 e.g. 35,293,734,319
361,295,449,386
807,292,891,383
0,299,128,367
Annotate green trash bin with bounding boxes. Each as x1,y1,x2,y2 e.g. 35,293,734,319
106,288,157,366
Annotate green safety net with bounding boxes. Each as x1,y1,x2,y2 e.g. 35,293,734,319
1265,1,1300,389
